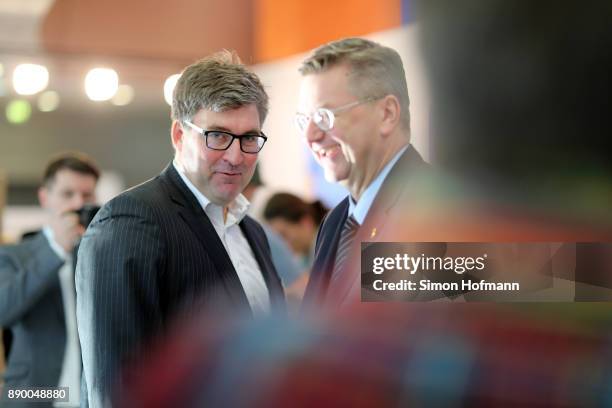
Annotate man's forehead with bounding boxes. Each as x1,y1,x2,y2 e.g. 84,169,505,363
194,104,261,131
195,104,256,116
49,169,96,187
299,67,354,108
301,66,348,88
54,168,92,179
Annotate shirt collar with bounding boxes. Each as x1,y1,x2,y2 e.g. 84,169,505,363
42,225,68,261
349,145,408,225
172,160,250,225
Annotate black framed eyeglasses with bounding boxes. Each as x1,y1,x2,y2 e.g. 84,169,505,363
184,120,267,153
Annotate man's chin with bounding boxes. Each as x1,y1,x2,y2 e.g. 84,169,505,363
211,186,243,205
323,168,347,184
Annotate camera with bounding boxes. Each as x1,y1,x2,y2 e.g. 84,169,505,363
75,204,101,228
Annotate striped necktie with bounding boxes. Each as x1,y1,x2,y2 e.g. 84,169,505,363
330,215,360,285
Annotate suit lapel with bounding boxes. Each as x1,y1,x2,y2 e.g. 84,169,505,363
331,146,429,306
159,164,251,311
239,219,285,309
361,145,427,243
303,199,349,307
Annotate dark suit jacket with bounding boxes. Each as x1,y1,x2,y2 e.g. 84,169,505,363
76,163,285,407
302,145,443,309
0,233,67,407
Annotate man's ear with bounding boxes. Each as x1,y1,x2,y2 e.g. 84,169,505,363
171,120,184,151
379,94,401,137
38,186,48,208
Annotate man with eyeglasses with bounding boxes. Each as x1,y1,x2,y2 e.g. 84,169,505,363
75,51,285,407
296,38,431,310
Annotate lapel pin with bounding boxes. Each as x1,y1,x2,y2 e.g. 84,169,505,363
370,227,377,238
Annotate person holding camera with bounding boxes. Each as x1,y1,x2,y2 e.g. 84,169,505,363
0,153,99,407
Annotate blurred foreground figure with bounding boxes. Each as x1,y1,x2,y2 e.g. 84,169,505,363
76,52,285,407
411,0,612,240
402,0,612,298
120,305,612,407
1,153,99,407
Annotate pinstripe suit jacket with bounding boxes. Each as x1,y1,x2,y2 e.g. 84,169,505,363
75,163,285,407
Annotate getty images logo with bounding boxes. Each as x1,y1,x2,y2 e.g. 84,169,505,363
372,253,488,275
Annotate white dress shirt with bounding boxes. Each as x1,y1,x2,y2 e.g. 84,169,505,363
42,227,81,407
173,161,271,316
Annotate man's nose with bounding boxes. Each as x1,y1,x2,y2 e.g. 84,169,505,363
304,119,325,144
71,194,85,210
223,138,245,165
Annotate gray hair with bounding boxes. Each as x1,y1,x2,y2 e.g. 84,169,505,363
172,50,269,125
299,38,410,131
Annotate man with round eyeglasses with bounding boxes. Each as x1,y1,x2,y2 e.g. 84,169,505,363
297,37,432,310
75,51,285,407
294,97,381,136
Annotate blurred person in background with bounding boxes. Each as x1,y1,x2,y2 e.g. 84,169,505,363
263,192,328,305
76,51,285,407
263,192,327,270
296,38,432,309
0,153,99,407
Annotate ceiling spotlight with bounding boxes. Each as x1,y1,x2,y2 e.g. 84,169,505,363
163,73,181,105
85,68,119,101
13,63,49,95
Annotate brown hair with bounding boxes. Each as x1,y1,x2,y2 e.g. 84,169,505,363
172,50,269,125
264,192,327,226
42,152,100,187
